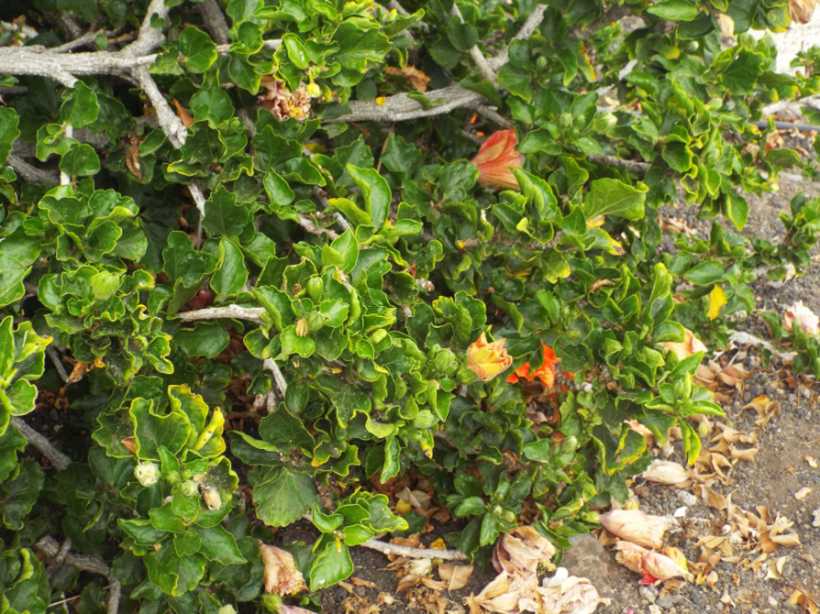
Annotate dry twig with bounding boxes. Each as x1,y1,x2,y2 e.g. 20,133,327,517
362,539,468,561
10,417,72,471
35,536,121,614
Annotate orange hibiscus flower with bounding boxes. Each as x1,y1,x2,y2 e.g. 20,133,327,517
470,129,523,190
507,344,558,388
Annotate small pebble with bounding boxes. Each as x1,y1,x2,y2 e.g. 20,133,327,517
677,491,698,506
657,594,682,608
640,585,658,603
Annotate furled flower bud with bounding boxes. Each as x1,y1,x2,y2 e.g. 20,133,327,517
217,606,237,614
295,318,310,337
259,542,306,595
613,540,686,582
783,301,819,336
470,129,524,190
133,462,160,487
599,509,673,549
467,332,513,382
201,485,222,510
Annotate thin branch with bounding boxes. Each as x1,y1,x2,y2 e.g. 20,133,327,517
215,39,281,53
60,124,73,185
296,214,339,239
330,5,546,123
755,119,820,133
588,153,650,174
6,154,60,184
488,4,547,70
35,536,121,614
450,4,497,84
124,0,171,58
188,181,207,243
47,347,69,383
52,30,106,53
263,358,288,399
362,539,468,561
132,65,187,148
10,417,72,471
176,304,266,323
468,102,512,128
329,84,484,123
198,0,230,44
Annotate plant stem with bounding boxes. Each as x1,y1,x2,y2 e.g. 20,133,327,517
362,538,468,560
175,304,266,323
10,417,72,471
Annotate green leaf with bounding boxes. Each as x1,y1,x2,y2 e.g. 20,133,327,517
0,460,44,529
263,171,295,207
647,0,699,21
0,106,20,163
321,229,358,272
346,164,390,229
309,536,354,591
144,544,206,596
0,236,40,307
179,26,218,73
283,33,310,69
190,88,235,127
583,178,647,221
725,193,749,230
327,197,371,226
129,397,191,460
195,526,247,565
333,21,389,74
59,143,101,176
683,262,725,286
62,81,99,128
211,237,249,297
203,188,251,236
250,465,319,527
175,322,230,358
279,325,316,358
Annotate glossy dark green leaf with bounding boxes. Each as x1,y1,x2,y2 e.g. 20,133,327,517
60,143,101,176
346,164,390,229
175,322,230,358
211,237,249,296
250,465,319,527
179,26,218,73
309,537,354,591
203,188,251,236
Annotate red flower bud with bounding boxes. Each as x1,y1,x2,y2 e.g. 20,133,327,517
470,129,523,190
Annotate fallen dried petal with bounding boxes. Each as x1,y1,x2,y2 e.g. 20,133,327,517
642,460,689,486
537,567,607,614
600,510,673,549
439,563,474,590
794,487,812,501
493,526,556,575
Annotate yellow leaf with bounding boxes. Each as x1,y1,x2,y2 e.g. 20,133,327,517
707,285,727,320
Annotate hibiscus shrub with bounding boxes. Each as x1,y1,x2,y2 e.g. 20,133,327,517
0,0,818,610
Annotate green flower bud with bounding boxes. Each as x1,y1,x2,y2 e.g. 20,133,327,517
134,462,160,487
307,276,324,301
